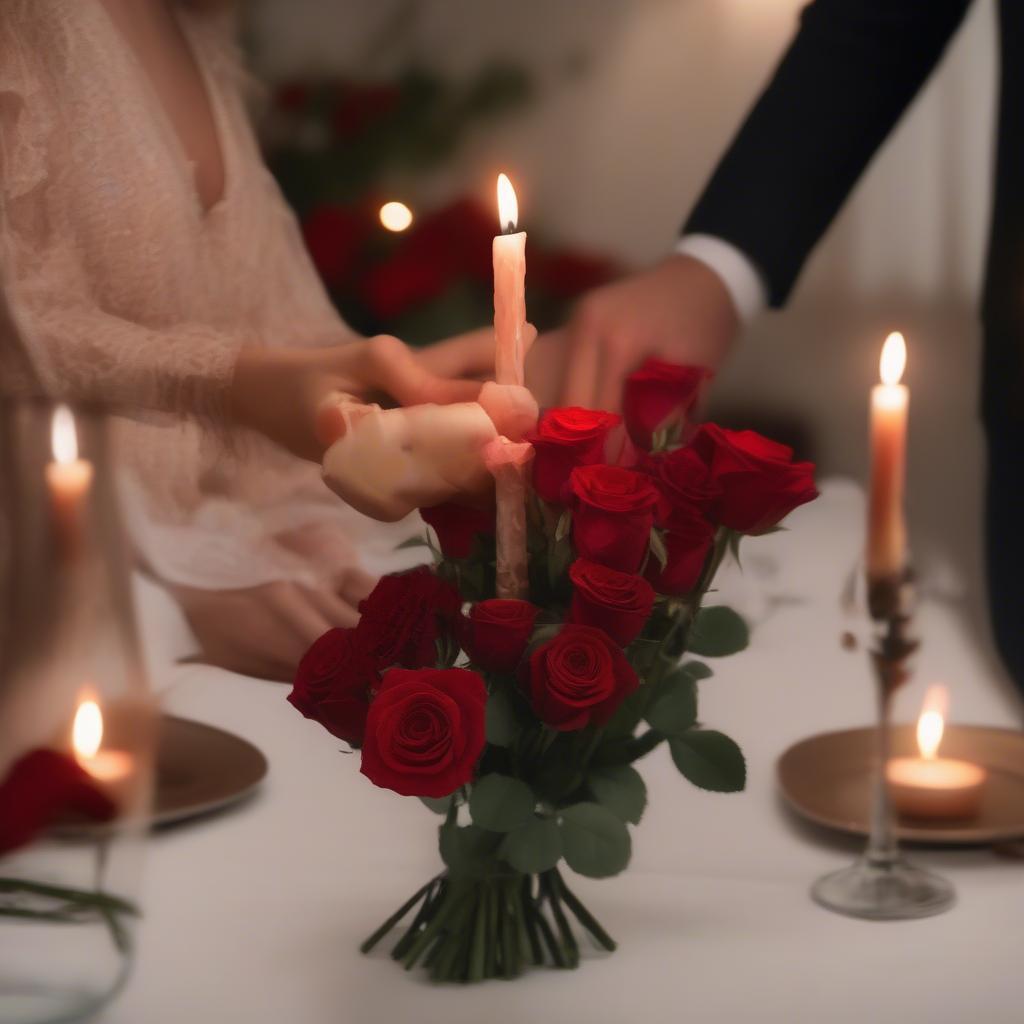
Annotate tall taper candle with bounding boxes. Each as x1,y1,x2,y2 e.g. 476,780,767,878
484,437,534,600
493,173,527,386
867,332,909,581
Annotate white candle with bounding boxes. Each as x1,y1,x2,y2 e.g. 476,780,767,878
45,404,93,558
493,173,527,387
887,687,986,820
867,332,908,581
72,698,135,811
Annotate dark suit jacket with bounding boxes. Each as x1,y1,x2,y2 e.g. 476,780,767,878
684,0,1023,424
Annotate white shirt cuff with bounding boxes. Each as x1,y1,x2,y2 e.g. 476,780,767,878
675,234,767,324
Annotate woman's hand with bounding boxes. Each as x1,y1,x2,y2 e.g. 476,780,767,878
228,335,487,462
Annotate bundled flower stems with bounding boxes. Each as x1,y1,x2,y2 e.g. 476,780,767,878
289,358,818,982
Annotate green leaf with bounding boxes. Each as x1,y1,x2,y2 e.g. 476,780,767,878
687,606,749,658
669,730,746,792
680,660,713,682
419,795,454,815
499,816,562,874
644,673,697,736
484,689,520,748
548,535,573,588
439,822,501,878
468,774,536,833
600,688,647,740
558,802,632,878
648,528,668,571
588,764,647,825
727,530,743,570
395,534,431,552
554,509,572,543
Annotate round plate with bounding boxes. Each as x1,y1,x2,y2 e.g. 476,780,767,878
777,724,1024,845
153,715,268,827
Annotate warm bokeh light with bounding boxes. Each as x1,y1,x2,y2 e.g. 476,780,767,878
916,686,948,760
72,699,103,760
879,331,907,386
496,172,518,232
379,201,413,232
51,404,78,465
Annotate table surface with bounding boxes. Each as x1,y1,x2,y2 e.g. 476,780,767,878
101,480,1024,1024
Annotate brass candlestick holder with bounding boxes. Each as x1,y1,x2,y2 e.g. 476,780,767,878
811,569,956,920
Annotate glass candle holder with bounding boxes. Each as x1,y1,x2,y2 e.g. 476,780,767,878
0,399,156,1024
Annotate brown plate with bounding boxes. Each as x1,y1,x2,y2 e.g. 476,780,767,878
153,714,268,827
777,724,1024,845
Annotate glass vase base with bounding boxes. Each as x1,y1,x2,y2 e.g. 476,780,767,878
811,856,955,921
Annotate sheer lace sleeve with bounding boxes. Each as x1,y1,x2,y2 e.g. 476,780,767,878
0,12,243,423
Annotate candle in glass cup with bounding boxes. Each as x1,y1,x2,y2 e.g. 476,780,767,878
45,404,93,557
867,332,908,582
72,698,135,811
493,173,527,387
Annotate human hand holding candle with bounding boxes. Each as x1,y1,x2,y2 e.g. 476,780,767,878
887,687,986,820
45,405,93,558
867,332,908,583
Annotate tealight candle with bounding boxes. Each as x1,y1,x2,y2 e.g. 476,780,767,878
72,698,135,812
45,404,93,558
887,687,986,820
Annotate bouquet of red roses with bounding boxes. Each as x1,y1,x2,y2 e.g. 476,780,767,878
289,359,817,982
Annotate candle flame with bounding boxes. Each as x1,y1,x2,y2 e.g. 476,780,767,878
496,173,518,233
72,699,103,760
916,686,948,760
379,201,413,232
51,404,78,465
880,331,906,386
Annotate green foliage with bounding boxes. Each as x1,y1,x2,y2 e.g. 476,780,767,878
680,660,713,682
587,764,647,825
644,671,697,737
669,730,746,793
485,689,521,748
469,774,536,833
439,822,502,878
419,795,454,815
559,803,631,878
500,816,563,874
687,606,750,658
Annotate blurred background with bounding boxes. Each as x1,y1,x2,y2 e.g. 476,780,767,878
243,0,999,672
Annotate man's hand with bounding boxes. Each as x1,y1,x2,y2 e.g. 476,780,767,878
557,254,740,411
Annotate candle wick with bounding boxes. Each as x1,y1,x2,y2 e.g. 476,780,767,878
504,221,515,235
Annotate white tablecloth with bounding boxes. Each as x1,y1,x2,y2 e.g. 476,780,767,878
101,480,1024,1024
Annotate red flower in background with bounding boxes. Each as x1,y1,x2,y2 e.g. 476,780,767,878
568,559,654,646
622,359,711,450
529,407,622,504
532,250,618,300
302,204,373,288
275,80,310,113
355,567,462,669
691,424,818,534
528,625,638,731
360,668,487,798
288,628,381,746
332,83,401,140
421,502,495,560
463,599,540,673
363,257,454,320
568,464,660,573
0,750,116,857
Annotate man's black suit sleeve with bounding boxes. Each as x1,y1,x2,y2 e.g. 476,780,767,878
683,0,974,306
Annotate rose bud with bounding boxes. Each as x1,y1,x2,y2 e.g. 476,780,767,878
645,505,716,596
691,424,818,535
528,624,639,731
622,359,711,450
463,599,541,673
568,559,655,646
568,464,660,573
529,407,622,504
360,667,487,798
288,628,381,746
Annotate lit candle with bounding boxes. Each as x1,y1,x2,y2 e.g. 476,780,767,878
887,687,986,820
493,173,527,386
72,698,135,811
45,404,93,558
867,332,908,582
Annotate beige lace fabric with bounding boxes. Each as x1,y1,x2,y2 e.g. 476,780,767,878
0,0,387,590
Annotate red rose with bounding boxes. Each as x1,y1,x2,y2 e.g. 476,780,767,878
651,444,721,527
568,559,654,646
288,628,381,746
691,424,818,534
568,464,660,573
421,502,495,559
622,359,710,449
355,566,462,668
464,599,540,673
302,204,371,288
360,667,487,797
529,407,622,503
645,504,715,595
0,750,116,857
528,625,639,731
